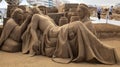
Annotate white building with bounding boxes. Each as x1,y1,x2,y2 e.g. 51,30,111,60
27,0,70,7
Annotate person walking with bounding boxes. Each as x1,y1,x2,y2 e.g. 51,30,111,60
106,12,110,23
97,6,102,20
109,6,113,19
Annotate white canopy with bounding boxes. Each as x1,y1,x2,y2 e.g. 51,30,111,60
0,0,8,19
19,0,30,6
0,0,8,9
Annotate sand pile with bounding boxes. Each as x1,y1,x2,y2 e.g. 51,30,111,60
94,23,120,38
114,7,120,14
111,13,120,21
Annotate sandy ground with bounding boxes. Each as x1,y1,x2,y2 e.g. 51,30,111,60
0,38,120,67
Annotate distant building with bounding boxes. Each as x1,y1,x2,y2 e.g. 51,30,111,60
27,0,70,7
19,0,30,6
115,3,120,8
27,0,35,5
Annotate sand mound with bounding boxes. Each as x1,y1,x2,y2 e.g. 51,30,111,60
94,23,120,38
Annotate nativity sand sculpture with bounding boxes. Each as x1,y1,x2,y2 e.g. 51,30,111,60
21,7,119,64
0,5,119,64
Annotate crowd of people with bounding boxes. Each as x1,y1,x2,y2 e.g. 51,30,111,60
96,5,113,21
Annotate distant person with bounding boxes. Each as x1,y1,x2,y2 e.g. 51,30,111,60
109,6,113,19
97,6,102,20
0,11,2,18
106,13,109,23
0,11,3,22
109,6,113,15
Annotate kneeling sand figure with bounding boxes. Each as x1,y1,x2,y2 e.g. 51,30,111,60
0,8,31,52
22,10,119,64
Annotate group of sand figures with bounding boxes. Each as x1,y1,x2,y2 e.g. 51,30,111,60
0,4,119,64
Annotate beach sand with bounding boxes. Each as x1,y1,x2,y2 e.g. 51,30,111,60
0,37,120,67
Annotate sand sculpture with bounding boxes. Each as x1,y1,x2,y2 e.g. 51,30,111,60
76,4,90,22
59,3,79,12
76,4,96,34
67,8,78,22
38,6,47,15
48,13,64,25
0,8,31,52
0,5,119,65
58,4,96,34
70,16,80,22
59,16,68,26
21,8,119,64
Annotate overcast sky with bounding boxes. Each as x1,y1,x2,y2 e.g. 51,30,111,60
68,0,120,6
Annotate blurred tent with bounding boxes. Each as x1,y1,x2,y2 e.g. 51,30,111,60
0,0,8,23
19,0,30,6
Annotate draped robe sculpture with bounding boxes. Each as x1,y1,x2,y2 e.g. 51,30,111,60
22,13,119,64
0,6,119,65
